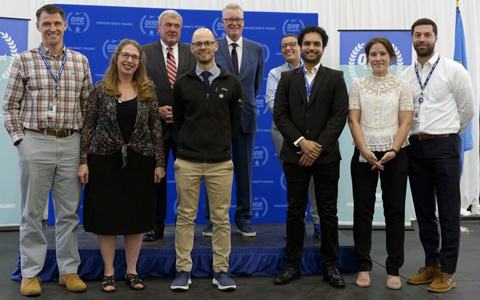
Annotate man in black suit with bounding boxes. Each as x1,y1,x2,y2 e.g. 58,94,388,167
273,25,348,287
142,10,196,241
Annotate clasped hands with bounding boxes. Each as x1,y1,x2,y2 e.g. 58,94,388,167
159,105,174,124
297,139,322,167
361,150,397,171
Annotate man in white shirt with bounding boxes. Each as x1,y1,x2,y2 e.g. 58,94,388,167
266,34,321,239
400,18,474,293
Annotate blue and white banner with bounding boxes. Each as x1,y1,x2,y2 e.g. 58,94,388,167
0,17,29,229
55,4,318,224
338,30,412,226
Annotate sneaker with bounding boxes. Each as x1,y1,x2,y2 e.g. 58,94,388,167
313,224,321,239
236,223,256,237
59,273,87,292
407,262,441,284
20,276,42,296
171,271,191,291
202,224,213,237
213,272,236,290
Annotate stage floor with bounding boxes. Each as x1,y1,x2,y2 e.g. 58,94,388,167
2,221,480,300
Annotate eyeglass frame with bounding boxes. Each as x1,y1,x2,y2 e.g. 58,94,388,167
116,52,140,62
280,42,298,50
223,18,244,24
191,41,217,49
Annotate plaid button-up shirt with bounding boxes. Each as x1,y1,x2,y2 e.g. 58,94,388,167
3,44,92,144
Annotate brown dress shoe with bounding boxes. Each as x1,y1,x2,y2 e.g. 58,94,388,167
407,262,441,284
59,273,87,292
20,276,42,296
427,272,456,293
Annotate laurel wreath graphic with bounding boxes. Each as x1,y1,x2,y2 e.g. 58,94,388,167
348,43,364,80
392,43,404,76
0,32,18,79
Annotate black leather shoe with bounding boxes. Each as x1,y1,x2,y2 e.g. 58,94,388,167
273,267,301,285
143,230,163,242
323,266,345,287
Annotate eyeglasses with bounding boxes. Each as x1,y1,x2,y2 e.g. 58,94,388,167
223,18,244,24
117,52,140,62
280,42,298,49
191,41,216,49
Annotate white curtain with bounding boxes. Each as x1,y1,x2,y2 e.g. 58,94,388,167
5,0,480,209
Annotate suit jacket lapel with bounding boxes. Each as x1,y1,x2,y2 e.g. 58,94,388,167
239,39,249,79
218,38,234,73
177,43,189,74
294,68,309,107
153,41,170,87
308,65,326,106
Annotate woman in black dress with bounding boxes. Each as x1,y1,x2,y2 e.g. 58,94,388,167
78,39,165,292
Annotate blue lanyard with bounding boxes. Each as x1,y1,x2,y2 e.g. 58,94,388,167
302,66,315,100
38,45,67,96
414,56,440,103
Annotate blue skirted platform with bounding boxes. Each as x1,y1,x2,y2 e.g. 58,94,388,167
11,224,357,281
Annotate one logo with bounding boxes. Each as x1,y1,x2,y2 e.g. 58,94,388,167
66,12,90,33
255,95,269,116
253,145,269,167
348,42,404,80
263,44,270,63
211,17,225,38
282,19,305,35
280,173,287,190
0,31,18,80
140,15,158,36
102,39,120,59
252,197,268,218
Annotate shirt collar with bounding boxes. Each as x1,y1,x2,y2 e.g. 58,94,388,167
195,64,221,78
415,52,439,69
160,40,178,51
226,36,243,48
287,59,303,70
40,43,66,58
305,61,322,75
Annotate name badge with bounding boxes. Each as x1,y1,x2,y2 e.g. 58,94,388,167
48,102,56,118
413,109,420,123
359,154,367,163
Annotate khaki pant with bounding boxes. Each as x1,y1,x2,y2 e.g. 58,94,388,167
174,158,233,272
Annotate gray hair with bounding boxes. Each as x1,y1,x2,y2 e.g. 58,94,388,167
158,10,183,27
222,3,244,18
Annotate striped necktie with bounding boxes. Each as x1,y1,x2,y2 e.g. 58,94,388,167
166,47,177,87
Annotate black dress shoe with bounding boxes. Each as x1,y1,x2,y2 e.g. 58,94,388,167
323,266,345,287
143,230,163,242
273,267,301,285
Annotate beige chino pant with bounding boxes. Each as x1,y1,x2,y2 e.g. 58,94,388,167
174,158,233,272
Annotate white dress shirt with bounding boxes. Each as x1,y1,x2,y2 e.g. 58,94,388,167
400,52,474,135
160,40,179,69
226,35,243,73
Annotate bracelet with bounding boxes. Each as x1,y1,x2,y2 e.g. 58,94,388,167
388,148,399,155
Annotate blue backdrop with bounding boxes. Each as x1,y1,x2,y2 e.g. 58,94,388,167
51,4,318,225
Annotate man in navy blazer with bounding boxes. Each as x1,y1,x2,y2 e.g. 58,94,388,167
203,3,265,237
143,10,196,241
273,26,348,287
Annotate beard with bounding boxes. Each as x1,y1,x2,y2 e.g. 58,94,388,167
302,51,322,65
414,43,435,58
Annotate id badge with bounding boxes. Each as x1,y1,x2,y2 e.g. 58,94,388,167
413,109,420,123
359,154,368,163
48,102,56,118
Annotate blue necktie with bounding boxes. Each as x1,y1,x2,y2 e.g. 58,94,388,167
201,71,212,92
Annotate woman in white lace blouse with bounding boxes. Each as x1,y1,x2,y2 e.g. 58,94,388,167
348,37,413,290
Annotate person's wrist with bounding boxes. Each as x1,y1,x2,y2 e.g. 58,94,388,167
388,148,399,155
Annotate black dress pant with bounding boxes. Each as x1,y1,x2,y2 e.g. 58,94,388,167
283,161,340,270
154,135,177,232
351,148,408,276
406,134,461,274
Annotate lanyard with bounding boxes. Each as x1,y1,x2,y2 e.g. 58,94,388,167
414,56,440,104
302,66,315,100
38,45,67,97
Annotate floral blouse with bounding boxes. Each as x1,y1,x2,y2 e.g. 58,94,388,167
80,80,165,168
349,73,414,152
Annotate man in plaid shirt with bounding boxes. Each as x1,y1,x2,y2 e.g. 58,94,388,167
2,4,92,297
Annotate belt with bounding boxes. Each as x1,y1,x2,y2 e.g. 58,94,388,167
25,128,77,138
411,134,450,141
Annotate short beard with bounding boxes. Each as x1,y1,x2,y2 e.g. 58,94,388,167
414,44,435,58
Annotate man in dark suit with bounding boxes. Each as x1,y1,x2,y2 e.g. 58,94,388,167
203,3,265,237
272,25,348,287
142,10,196,241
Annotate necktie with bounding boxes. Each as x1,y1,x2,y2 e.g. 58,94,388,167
231,43,239,76
200,71,212,92
166,47,177,88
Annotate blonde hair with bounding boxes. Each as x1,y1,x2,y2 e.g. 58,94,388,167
104,39,155,100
